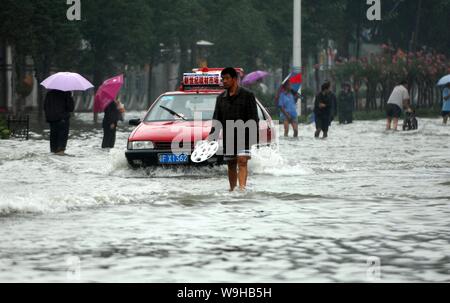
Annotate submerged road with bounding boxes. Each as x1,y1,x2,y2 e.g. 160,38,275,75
0,113,449,282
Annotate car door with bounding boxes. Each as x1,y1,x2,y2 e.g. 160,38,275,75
256,101,273,145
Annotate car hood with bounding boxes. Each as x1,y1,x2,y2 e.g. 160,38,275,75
129,120,214,142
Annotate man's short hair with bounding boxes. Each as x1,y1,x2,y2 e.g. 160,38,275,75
221,67,238,79
399,80,408,86
322,82,331,91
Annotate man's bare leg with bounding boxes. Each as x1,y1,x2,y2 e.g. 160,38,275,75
292,122,299,138
284,120,290,137
393,118,399,131
444,115,449,125
237,156,250,191
227,160,238,192
386,118,392,130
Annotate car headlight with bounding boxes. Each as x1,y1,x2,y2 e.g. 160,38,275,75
129,141,155,150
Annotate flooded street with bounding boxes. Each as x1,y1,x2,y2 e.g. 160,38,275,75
0,114,449,283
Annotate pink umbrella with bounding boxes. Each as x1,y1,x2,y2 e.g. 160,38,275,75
242,71,270,86
41,72,94,91
94,75,124,113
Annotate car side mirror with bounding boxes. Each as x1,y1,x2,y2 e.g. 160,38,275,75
129,118,141,126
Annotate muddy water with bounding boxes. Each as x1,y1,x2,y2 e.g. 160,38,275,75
0,114,449,282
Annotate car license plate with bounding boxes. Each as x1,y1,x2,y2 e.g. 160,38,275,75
158,154,189,165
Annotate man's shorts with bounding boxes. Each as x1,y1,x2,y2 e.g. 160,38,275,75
237,149,251,157
386,104,402,119
442,111,450,117
280,113,298,124
224,150,252,161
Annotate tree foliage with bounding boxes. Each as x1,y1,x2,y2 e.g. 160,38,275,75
1,0,450,91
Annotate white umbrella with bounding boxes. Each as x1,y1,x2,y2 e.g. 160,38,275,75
41,72,94,91
437,74,450,86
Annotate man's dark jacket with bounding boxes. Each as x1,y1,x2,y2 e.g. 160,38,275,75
314,91,331,117
209,87,260,156
44,90,75,123
103,101,123,128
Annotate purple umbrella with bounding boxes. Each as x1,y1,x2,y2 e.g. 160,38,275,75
41,72,94,92
242,71,270,86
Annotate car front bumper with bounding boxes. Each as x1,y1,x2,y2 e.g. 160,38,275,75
125,149,226,167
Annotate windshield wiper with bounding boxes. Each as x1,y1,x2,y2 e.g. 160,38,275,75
159,105,187,121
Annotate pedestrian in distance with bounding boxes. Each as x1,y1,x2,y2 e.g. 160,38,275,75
278,81,299,138
325,80,338,126
102,99,124,149
314,82,332,139
44,90,75,155
338,82,355,124
441,83,450,125
386,80,412,131
208,68,260,192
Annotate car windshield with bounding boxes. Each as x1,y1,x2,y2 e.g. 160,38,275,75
145,94,218,122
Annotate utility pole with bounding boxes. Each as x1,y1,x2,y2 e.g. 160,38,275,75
412,0,422,52
293,0,302,116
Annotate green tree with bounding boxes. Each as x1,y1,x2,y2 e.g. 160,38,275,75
80,0,155,88
0,0,81,115
201,1,270,72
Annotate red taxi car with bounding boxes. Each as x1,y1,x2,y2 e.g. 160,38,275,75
125,68,275,167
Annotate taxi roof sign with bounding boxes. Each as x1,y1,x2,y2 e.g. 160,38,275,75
181,68,245,91
182,73,223,88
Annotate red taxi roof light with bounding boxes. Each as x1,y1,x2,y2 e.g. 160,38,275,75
179,68,245,92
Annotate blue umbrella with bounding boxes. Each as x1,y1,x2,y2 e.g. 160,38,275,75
437,74,450,86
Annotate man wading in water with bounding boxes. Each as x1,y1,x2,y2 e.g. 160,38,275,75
314,82,332,139
209,68,259,191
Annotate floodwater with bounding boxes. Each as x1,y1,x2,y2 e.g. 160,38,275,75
0,113,449,283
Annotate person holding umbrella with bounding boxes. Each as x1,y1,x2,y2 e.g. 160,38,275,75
44,90,75,155
94,75,125,149
102,99,125,149
41,72,94,155
278,81,299,137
